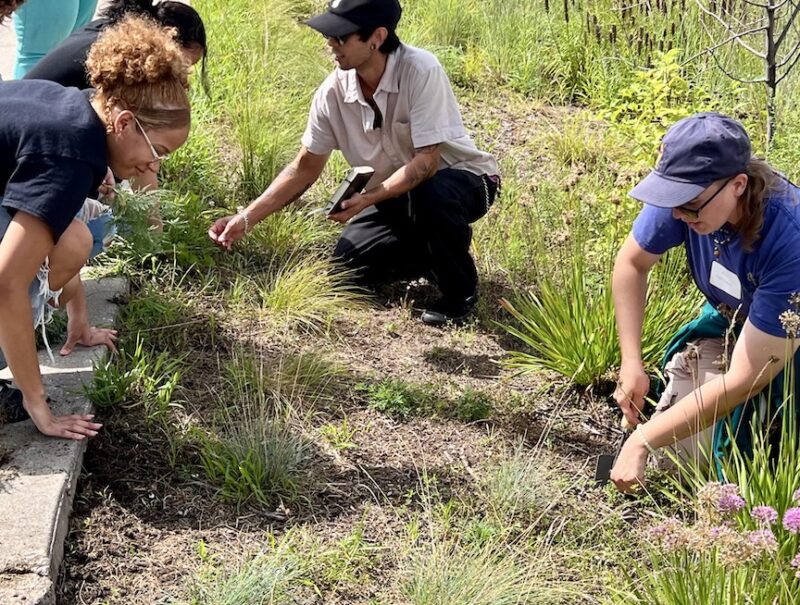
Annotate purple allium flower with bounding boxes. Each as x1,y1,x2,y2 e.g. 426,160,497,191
794,489,800,504
751,505,779,526
718,491,746,515
782,507,800,533
792,553,800,579
746,529,778,553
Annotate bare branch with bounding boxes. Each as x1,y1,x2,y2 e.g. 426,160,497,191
776,47,800,82
776,38,800,73
695,0,767,56
740,0,772,8
708,47,767,83
776,0,800,48
683,25,770,64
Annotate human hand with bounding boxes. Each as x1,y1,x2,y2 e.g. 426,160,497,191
327,192,372,224
99,167,116,200
24,398,102,440
610,434,649,493
613,363,649,427
60,325,118,356
208,214,246,250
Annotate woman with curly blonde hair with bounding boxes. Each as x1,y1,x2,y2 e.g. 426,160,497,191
0,15,191,439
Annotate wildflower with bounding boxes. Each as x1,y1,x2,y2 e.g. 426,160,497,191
792,553,800,579
698,481,746,517
779,309,800,337
648,518,686,552
751,505,778,527
746,529,778,554
789,291,800,309
782,507,800,534
793,488,800,504
718,491,746,515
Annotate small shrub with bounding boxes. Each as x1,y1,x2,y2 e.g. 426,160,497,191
357,379,432,419
451,389,492,422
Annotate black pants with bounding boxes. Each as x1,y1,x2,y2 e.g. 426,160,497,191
333,169,497,300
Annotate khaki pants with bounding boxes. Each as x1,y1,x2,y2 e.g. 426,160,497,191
652,337,728,473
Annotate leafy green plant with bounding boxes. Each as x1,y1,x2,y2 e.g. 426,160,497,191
602,49,716,164
84,335,184,424
356,379,432,419
501,247,699,386
320,417,360,451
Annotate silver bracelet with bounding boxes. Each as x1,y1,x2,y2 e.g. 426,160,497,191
635,424,657,456
236,206,250,234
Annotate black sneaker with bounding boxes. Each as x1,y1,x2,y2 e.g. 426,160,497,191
421,294,478,327
0,380,28,424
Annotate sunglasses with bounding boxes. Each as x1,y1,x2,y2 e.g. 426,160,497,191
133,115,169,169
323,32,356,46
675,177,733,220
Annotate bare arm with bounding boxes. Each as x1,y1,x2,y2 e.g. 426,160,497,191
0,212,101,439
612,234,663,424
612,319,798,492
209,146,330,249
328,144,441,223
643,320,797,447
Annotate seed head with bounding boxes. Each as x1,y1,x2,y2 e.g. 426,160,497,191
779,309,800,337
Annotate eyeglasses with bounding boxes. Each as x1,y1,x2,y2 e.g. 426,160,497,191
324,32,355,46
675,177,733,220
133,115,169,169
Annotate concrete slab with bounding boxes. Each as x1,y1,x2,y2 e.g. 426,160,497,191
0,275,128,605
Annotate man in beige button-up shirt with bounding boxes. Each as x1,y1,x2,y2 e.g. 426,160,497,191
209,0,500,326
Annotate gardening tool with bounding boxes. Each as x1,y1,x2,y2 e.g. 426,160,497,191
594,417,634,484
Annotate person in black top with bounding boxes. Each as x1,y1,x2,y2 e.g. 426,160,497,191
0,15,192,439
24,0,208,93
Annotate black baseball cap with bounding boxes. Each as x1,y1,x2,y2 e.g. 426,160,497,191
629,112,751,207
305,0,402,38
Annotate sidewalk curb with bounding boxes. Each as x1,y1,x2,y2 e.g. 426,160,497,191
0,276,127,605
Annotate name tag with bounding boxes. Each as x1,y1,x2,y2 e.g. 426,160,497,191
709,261,742,300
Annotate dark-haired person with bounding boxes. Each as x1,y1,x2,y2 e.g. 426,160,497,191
0,16,191,438
23,0,208,94
0,0,23,24
209,0,500,326
11,0,97,78
609,113,800,493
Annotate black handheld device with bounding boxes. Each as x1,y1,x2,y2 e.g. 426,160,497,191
325,166,375,215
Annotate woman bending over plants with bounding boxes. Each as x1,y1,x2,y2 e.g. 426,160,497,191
0,15,191,439
611,113,800,493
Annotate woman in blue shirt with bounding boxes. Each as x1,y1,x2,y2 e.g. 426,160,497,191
0,15,191,439
610,113,800,492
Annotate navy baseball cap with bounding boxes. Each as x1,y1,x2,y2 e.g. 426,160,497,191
306,0,402,38
629,112,751,207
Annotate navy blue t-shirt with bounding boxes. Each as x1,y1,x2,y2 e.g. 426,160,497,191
0,80,108,241
632,180,800,337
